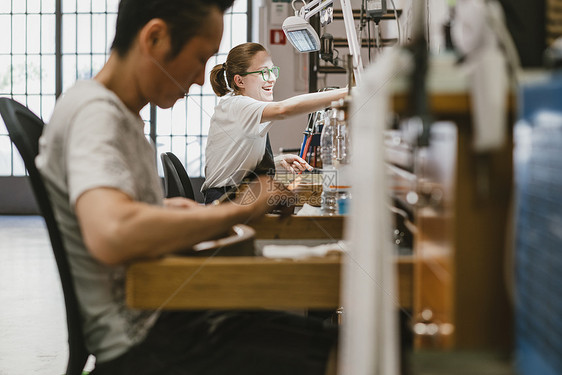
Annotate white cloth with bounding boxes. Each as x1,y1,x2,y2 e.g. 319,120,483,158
295,203,323,216
202,93,274,190
36,80,163,362
262,241,345,259
339,48,410,375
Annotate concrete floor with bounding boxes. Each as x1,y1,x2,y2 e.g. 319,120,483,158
0,216,68,375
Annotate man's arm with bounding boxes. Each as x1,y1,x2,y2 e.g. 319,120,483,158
76,177,277,265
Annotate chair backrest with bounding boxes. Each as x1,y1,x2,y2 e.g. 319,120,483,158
0,98,90,375
160,151,195,200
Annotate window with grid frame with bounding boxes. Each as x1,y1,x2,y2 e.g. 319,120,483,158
0,0,250,178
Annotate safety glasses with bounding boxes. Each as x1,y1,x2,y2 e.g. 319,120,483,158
241,66,280,81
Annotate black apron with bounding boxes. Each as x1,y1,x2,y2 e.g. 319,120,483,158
203,134,275,204
253,134,275,176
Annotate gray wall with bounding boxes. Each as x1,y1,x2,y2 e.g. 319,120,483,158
0,177,39,214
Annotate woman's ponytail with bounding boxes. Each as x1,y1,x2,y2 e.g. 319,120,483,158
210,63,230,97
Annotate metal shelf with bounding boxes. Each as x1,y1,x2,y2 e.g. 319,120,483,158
332,9,402,20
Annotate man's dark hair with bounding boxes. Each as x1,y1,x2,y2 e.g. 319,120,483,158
111,0,235,59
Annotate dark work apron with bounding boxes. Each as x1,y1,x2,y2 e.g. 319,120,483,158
253,134,275,176
203,134,275,204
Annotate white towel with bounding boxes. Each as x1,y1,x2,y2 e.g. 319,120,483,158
262,241,345,259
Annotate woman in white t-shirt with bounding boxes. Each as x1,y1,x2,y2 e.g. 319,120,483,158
202,42,347,204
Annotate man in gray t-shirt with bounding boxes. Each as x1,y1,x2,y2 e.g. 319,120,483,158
36,79,164,362
36,0,338,374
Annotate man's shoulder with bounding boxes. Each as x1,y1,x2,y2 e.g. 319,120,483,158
50,80,125,125
58,80,120,110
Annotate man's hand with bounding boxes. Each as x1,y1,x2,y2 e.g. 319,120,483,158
163,197,199,209
234,175,296,219
276,154,313,173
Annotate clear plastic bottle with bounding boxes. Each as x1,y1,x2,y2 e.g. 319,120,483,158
332,99,351,214
320,106,338,215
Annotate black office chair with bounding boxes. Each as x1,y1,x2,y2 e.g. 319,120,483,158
160,151,196,200
0,98,91,375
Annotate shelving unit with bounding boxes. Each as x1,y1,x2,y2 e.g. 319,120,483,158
309,8,403,89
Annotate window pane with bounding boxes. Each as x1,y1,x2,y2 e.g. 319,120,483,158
0,119,7,135
231,14,248,47
186,136,202,177
77,14,92,54
12,15,26,54
200,136,208,176
171,98,187,136
41,15,56,54
27,54,41,94
62,0,76,14
201,58,220,95
157,108,172,136
27,0,41,14
0,55,11,93
62,54,77,91
156,136,171,161
42,0,56,13
219,15,232,55
77,54,93,80
92,1,106,13
201,96,216,136
26,15,41,54
187,96,202,136
171,136,187,158
77,0,91,13
42,54,56,95
42,95,56,122
232,0,248,14
106,13,117,52
92,54,106,77
92,14,107,54
0,2,11,13
11,55,26,95
27,95,42,119
12,1,26,14
107,0,120,13
0,15,11,54
62,14,77,54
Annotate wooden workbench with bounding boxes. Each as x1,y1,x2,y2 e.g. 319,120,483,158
250,214,345,240
126,253,413,310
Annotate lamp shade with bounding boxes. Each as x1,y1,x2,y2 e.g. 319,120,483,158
282,16,320,52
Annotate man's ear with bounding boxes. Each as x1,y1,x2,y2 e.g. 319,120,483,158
138,19,170,59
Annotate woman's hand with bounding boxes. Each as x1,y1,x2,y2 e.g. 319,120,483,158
276,154,313,173
163,197,200,209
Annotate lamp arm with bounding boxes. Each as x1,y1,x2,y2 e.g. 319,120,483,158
302,0,334,20
340,0,363,84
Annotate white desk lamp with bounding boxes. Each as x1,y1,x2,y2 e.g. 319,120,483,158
282,0,364,84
